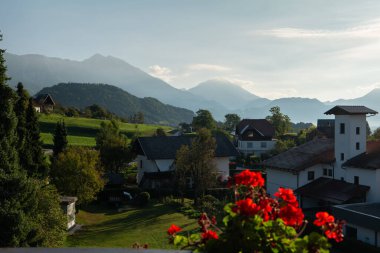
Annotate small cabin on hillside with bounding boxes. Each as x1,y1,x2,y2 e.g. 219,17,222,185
33,93,55,113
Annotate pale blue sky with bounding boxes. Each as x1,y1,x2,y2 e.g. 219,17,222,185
2,0,380,101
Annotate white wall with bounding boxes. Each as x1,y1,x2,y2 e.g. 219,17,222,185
215,157,230,180
136,155,159,184
334,114,366,180
345,167,379,202
266,168,298,196
238,140,276,155
298,164,333,187
345,223,377,247
155,159,174,171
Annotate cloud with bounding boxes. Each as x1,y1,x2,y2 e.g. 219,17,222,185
188,64,230,72
254,19,380,39
148,65,174,82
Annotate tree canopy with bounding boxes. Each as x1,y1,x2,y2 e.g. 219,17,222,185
175,128,218,204
265,106,291,137
192,109,216,131
223,113,241,133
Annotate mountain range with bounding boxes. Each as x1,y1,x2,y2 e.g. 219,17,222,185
4,52,380,127
37,83,194,125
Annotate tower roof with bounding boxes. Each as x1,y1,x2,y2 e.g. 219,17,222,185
324,105,377,115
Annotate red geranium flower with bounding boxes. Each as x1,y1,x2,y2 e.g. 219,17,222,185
234,169,265,187
167,224,182,235
314,212,335,227
274,188,297,204
233,198,260,216
278,204,304,227
201,230,219,241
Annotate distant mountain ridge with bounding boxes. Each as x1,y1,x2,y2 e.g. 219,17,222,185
36,83,194,126
5,52,380,127
4,52,227,119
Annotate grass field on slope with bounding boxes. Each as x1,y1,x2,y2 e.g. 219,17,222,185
65,203,197,248
39,114,173,147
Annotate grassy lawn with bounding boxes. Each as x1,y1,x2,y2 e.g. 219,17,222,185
39,114,173,147
65,203,197,248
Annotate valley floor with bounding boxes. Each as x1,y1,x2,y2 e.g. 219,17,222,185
65,202,197,249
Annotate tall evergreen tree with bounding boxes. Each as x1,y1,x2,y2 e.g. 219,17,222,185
0,34,65,246
53,120,68,157
14,82,29,152
25,97,48,177
0,34,38,246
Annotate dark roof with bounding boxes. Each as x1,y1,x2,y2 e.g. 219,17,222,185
105,172,125,185
236,119,275,137
342,141,380,170
33,93,55,106
136,134,239,160
295,177,370,204
333,203,380,231
324,105,377,115
262,138,334,173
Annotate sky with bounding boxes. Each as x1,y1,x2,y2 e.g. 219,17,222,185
2,0,380,101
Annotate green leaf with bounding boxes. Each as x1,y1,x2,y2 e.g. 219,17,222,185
190,233,201,243
173,235,188,247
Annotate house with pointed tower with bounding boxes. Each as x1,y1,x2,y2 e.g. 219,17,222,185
263,105,379,208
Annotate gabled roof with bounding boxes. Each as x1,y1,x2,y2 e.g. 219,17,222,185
262,138,334,173
136,134,239,160
324,105,377,115
236,119,275,137
33,93,55,106
295,177,370,204
342,141,380,170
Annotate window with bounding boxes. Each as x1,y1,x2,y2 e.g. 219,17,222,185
323,168,327,176
308,171,315,181
247,142,253,148
356,142,360,150
340,153,344,161
140,160,143,168
346,226,357,240
261,142,267,148
248,131,254,137
354,176,359,185
340,123,345,134
328,169,333,177
356,127,360,135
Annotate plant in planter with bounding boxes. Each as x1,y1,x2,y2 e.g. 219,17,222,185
167,170,344,253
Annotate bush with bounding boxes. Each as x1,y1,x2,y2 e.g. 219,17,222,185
135,191,150,207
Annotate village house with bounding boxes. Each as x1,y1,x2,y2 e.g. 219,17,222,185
263,105,380,247
33,93,55,113
263,106,378,207
133,134,239,190
235,119,276,157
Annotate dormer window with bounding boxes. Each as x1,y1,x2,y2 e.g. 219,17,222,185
340,123,345,134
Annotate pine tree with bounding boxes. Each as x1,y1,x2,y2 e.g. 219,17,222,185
0,34,65,246
25,97,48,177
53,120,68,157
0,34,38,246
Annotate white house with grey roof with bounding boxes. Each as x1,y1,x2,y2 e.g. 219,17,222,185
133,134,239,189
263,106,379,208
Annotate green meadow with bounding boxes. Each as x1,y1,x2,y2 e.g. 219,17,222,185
39,114,173,147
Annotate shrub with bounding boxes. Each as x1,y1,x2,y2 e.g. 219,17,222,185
135,191,150,207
